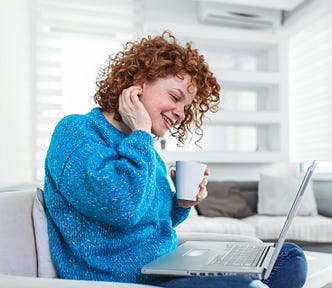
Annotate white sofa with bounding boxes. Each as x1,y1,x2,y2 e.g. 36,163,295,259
176,181,332,253
0,188,261,288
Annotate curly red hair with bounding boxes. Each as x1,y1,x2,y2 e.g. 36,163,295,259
94,31,220,145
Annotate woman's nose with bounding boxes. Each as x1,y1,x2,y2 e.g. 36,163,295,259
174,105,185,123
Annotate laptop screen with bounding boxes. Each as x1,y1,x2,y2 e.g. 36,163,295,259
264,160,317,279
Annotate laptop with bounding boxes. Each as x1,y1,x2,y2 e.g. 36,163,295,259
142,160,317,280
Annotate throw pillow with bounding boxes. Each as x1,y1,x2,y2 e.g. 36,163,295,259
258,174,318,216
197,182,255,219
32,188,58,278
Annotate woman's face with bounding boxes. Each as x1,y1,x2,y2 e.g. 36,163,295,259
139,74,197,137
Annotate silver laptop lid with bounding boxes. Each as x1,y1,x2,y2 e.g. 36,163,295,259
264,160,317,279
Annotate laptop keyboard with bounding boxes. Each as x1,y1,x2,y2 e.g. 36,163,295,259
210,244,266,267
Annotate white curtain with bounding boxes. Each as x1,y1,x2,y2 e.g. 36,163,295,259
33,0,139,181
289,4,332,162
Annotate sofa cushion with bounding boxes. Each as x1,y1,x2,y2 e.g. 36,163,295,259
177,231,262,246
197,182,255,219
176,215,256,237
243,215,332,242
229,181,258,213
32,188,57,278
258,174,318,216
312,181,332,217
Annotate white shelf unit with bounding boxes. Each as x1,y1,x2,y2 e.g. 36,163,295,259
157,150,285,163
144,22,288,164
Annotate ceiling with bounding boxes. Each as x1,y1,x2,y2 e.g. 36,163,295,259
194,0,308,11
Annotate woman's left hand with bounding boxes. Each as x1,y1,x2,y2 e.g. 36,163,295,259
171,168,209,208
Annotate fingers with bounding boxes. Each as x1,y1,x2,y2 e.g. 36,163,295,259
130,89,143,106
195,173,209,202
178,199,196,209
119,86,142,116
118,86,151,132
170,169,176,184
176,168,210,209
177,185,208,208
199,177,208,189
196,185,208,202
198,168,209,189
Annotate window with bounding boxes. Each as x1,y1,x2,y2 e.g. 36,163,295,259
289,6,332,172
34,0,139,181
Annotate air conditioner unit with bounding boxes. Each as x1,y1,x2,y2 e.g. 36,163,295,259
198,2,282,30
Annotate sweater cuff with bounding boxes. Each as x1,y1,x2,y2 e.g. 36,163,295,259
131,129,154,142
171,198,191,227
118,130,154,161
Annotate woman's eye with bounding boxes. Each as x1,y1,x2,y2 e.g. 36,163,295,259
172,95,178,102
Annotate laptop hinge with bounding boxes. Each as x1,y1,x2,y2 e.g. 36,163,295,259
257,246,273,267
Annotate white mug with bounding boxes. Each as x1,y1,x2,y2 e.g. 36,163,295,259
174,161,207,201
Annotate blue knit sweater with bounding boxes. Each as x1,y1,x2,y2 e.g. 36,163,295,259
44,107,190,283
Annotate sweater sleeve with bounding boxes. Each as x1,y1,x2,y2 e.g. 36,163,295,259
170,198,191,227
45,116,157,228
151,152,191,227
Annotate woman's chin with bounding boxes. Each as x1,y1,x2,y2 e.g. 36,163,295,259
151,128,167,138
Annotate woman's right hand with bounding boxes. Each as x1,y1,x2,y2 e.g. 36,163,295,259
118,86,152,133
170,167,209,208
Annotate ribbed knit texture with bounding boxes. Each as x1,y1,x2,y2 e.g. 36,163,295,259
44,107,190,283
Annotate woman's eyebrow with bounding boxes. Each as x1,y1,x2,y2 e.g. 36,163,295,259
174,88,194,105
173,88,185,99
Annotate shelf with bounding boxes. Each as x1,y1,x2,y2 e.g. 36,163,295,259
158,151,287,164
145,20,288,164
144,21,286,48
217,70,281,87
207,111,281,125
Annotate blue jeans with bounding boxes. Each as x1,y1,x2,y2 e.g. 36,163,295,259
146,242,307,288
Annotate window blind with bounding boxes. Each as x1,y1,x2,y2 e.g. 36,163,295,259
34,0,139,181
289,9,332,162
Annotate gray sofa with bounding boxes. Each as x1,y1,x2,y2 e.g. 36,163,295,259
176,181,332,253
0,188,260,288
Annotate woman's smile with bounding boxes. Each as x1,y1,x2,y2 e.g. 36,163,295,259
139,74,196,137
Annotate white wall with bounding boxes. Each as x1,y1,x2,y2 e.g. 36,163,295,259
143,0,198,25
0,0,33,186
143,0,297,179
0,0,298,187
208,162,297,181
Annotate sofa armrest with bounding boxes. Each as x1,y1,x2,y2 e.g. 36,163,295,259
177,231,262,246
0,274,159,288
0,191,37,276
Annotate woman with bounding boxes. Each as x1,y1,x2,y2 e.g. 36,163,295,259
43,31,307,288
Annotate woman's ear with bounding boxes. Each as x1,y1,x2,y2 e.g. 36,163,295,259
133,75,145,89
